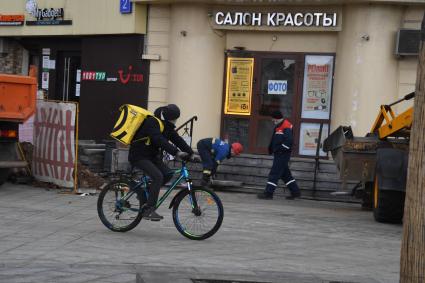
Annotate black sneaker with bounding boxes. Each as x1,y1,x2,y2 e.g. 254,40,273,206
142,206,164,221
257,192,273,200
201,174,211,187
285,192,301,200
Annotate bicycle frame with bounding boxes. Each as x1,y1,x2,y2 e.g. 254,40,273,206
120,160,196,212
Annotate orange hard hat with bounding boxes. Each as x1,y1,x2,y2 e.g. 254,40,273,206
231,142,243,155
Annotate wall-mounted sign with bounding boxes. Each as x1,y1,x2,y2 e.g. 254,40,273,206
268,80,287,95
42,56,49,70
118,65,144,84
224,57,254,116
41,71,49,89
81,66,144,84
120,0,133,14
82,71,106,81
301,55,334,119
211,8,341,31
25,0,72,26
0,15,25,26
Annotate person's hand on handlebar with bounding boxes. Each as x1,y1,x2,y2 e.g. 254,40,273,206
176,151,191,160
175,152,201,162
191,155,201,163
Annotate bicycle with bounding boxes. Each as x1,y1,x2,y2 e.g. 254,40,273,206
97,157,224,240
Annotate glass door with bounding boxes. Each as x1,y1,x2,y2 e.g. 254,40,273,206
250,53,303,154
55,51,81,102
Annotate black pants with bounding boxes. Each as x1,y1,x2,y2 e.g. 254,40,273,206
265,152,300,196
131,157,173,207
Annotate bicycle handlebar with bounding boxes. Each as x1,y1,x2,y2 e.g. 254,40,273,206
174,154,201,163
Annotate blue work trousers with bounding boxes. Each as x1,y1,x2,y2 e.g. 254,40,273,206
265,152,300,196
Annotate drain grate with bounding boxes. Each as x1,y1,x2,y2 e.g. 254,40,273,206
191,280,359,283
192,280,271,283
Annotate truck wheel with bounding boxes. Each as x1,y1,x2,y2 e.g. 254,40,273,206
373,176,405,224
0,169,10,186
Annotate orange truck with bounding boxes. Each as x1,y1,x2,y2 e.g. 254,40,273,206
0,73,37,185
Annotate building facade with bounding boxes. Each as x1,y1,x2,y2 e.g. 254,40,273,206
138,0,423,156
1,0,423,156
0,0,149,140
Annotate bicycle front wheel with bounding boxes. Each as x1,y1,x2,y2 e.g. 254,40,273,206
172,188,223,240
97,179,144,232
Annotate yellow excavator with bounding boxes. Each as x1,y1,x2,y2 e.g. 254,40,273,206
323,92,414,223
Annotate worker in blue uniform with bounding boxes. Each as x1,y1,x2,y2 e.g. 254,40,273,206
197,138,243,186
257,110,301,200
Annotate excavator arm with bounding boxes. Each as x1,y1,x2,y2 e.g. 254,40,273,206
370,92,415,139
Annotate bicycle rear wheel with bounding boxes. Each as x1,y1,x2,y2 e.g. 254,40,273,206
97,179,144,232
172,188,223,240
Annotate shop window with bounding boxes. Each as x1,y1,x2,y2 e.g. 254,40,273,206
256,119,274,148
223,117,249,149
299,55,334,157
259,58,296,117
221,52,334,156
299,122,329,156
301,55,334,120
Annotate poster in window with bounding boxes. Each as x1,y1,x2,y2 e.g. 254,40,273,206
224,57,254,115
301,55,334,119
298,123,329,156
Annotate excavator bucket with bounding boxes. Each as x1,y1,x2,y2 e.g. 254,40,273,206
323,126,354,152
323,126,379,182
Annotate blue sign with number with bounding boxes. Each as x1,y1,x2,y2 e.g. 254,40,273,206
120,0,132,14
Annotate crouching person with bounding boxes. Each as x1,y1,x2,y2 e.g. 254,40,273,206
197,138,243,186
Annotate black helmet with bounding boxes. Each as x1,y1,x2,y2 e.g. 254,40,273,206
163,104,180,121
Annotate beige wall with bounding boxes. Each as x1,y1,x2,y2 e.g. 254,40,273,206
146,5,172,112
146,4,226,143
0,0,146,36
167,4,226,143
332,4,406,136
226,31,337,52
395,6,423,113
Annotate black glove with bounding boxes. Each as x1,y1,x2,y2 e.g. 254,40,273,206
176,151,190,160
191,154,201,162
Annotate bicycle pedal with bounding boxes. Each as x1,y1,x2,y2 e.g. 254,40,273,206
149,218,161,222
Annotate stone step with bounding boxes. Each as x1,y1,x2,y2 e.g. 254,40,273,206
82,148,106,155
210,180,243,187
168,153,357,202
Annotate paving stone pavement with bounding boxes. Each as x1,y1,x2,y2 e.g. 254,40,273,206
0,183,402,283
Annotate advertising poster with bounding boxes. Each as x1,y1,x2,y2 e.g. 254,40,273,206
224,57,254,115
299,123,329,156
301,55,334,119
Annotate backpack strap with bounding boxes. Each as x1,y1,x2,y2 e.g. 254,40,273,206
132,116,165,145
